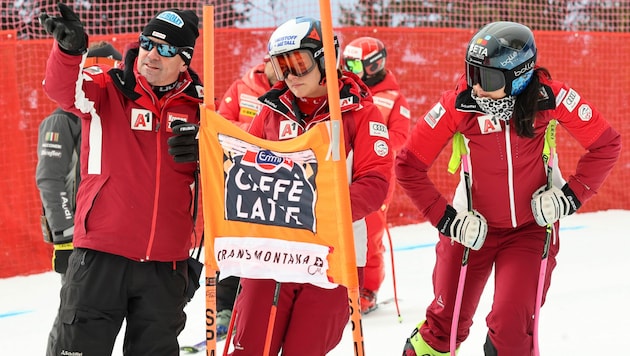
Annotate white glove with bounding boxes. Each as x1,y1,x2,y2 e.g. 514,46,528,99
438,206,488,250
531,184,580,226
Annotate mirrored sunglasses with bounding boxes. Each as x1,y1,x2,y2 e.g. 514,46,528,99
466,63,506,92
343,58,364,74
139,35,189,58
270,49,317,81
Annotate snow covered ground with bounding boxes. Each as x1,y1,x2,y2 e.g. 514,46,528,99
2,210,629,355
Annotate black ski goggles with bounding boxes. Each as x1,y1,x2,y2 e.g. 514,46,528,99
139,35,191,58
466,63,506,92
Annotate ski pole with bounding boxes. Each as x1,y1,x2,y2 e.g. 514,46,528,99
222,282,242,356
263,281,281,355
533,120,557,356
383,205,402,322
450,133,472,355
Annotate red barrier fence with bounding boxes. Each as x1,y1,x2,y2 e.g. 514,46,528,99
1,26,628,277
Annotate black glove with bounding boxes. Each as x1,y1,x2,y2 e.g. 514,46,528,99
51,227,74,274
168,120,200,163
53,242,73,274
38,3,87,54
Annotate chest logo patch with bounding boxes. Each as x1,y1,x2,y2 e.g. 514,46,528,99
279,120,299,140
131,108,153,131
477,114,502,134
166,112,189,132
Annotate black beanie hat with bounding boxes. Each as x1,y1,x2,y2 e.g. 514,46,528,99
142,9,199,65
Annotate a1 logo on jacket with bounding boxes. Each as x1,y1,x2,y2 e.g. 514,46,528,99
477,114,502,134
131,108,153,131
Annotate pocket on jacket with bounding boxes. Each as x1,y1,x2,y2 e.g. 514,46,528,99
74,175,109,236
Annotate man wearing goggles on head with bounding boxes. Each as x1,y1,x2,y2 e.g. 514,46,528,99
398,21,620,356
39,4,204,355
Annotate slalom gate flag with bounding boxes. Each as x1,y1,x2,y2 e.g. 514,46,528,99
199,109,357,289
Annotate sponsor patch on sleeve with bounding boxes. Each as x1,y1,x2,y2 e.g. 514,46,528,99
578,104,592,121
424,103,446,129
555,88,566,108
369,121,389,139
372,96,394,109
562,88,580,112
399,105,411,119
373,139,389,157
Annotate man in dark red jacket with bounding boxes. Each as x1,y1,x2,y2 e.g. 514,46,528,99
39,4,203,355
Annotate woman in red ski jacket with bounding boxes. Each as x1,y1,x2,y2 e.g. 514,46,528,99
229,17,392,356
399,22,621,356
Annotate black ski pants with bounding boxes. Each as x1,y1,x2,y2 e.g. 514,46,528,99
46,248,188,356
216,274,240,312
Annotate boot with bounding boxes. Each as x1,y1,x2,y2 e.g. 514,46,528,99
402,321,455,356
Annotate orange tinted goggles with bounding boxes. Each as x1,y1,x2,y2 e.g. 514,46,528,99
270,49,317,81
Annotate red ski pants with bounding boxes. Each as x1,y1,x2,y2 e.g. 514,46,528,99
230,279,350,356
420,222,560,355
363,206,387,293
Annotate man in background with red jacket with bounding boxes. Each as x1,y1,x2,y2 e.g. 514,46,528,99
342,36,411,314
218,54,278,130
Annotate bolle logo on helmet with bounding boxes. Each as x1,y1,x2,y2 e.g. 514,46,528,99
156,11,185,28
513,61,535,76
500,51,518,67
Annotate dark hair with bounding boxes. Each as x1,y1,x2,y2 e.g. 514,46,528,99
513,67,551,137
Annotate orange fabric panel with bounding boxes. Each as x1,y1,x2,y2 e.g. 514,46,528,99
199,109,357,288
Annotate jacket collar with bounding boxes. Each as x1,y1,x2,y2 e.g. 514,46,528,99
259,72,372,123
